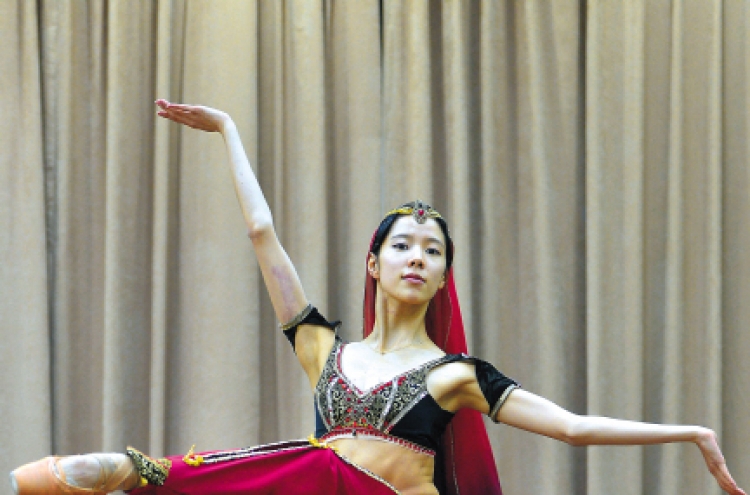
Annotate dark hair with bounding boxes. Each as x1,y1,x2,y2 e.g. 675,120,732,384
370,202,454,271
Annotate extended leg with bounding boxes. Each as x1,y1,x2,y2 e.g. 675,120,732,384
10,453,140,495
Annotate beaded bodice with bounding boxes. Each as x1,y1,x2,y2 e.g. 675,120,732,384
314,337,452,437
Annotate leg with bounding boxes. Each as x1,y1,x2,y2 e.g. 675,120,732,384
10,453,140,495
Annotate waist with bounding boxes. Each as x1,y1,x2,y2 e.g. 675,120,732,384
320,427,435,457
326,435,438,495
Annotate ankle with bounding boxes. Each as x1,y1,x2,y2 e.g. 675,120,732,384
57,453,139,492
57,456,101,488
96,454,139,491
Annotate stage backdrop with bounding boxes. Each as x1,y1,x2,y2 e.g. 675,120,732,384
1,1,748,494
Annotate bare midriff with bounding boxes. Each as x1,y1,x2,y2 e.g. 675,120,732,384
329,437,438,495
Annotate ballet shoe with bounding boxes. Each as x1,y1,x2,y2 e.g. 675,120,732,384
10,456,136,495
11,457,98,494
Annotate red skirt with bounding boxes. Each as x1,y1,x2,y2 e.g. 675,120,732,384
127,439,399,495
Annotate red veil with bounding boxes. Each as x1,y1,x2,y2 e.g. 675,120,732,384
363,240,503,495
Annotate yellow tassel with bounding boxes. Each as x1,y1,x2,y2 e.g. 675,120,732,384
308,434,338,452
183,444,204,467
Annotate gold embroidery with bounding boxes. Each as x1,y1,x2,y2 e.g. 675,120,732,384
126,446,171,486
315,339,449,435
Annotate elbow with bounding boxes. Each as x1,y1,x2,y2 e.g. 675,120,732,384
561,415,587,446
246,218,275,241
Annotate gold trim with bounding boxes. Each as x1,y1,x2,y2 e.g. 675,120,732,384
490,384,520,423
320,430,435,457
279,303,313,331
384,200,442,224
126,446,171,486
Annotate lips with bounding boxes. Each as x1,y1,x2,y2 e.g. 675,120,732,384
403,273,425,283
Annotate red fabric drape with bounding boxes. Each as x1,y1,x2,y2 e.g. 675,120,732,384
128,442,399,495
363,234,502,495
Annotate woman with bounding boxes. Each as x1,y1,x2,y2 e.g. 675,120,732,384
10,101,745,495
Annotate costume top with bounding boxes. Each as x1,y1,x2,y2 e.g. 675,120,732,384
284,306,520,457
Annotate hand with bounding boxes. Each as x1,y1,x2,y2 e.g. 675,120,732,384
695,428,746,495
155,99,231,133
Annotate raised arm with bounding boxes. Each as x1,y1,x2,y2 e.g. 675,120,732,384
155,100,333,380
496,389,745,495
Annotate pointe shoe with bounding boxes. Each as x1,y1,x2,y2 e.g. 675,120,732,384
11,457,99,494
10,456,135,495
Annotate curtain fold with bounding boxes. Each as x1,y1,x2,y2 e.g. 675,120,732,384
1,2,748,494
0,0,51,474
586,1,646,493
721,1,750,485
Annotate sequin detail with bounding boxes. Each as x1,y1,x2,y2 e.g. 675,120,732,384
126,446,172,486
320,427,435,456
314,338,451,453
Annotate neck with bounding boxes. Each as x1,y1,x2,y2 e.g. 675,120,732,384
366,284,431,353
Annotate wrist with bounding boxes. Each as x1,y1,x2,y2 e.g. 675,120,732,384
694,426,715,446
218,114,235,134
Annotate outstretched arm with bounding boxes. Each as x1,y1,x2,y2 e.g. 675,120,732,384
155,100,333,380
496,389,745,495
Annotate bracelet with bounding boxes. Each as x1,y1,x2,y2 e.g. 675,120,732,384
279,303,313,331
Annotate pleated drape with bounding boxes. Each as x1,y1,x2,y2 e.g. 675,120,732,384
0,0,51,474
1,2,748,494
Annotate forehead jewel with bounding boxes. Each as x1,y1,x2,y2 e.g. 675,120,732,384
384,200,442,224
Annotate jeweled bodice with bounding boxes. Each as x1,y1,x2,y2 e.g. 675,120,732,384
314,338,451,435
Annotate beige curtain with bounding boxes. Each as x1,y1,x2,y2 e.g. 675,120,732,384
1,1,748,494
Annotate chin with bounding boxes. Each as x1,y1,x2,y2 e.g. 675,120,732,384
392,290,434,306
398,296,427,305
378,282,437,305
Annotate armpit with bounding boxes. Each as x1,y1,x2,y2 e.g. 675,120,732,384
431,355,521,419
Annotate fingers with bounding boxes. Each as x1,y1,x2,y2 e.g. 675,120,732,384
155,99,195,115
153,99,227,133
713,462,744,495
155,100,194,124
160,110,196,127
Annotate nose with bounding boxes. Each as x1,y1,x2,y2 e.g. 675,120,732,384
408,248,425,268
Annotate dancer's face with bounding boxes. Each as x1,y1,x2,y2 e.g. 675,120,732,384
368,216,447,305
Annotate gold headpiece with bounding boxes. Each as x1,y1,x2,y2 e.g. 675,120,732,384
385,200,442,224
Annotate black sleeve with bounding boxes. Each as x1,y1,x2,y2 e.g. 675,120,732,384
473,359,520,422
281,305,340,351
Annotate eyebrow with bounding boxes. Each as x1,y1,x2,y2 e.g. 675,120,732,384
390,233,445,247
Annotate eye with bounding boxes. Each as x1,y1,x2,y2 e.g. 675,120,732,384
426,247,442,256
392,242,409,250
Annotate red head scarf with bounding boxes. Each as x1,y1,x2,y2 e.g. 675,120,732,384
364,229,503,495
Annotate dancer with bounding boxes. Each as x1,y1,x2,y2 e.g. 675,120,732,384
10,101,745,495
